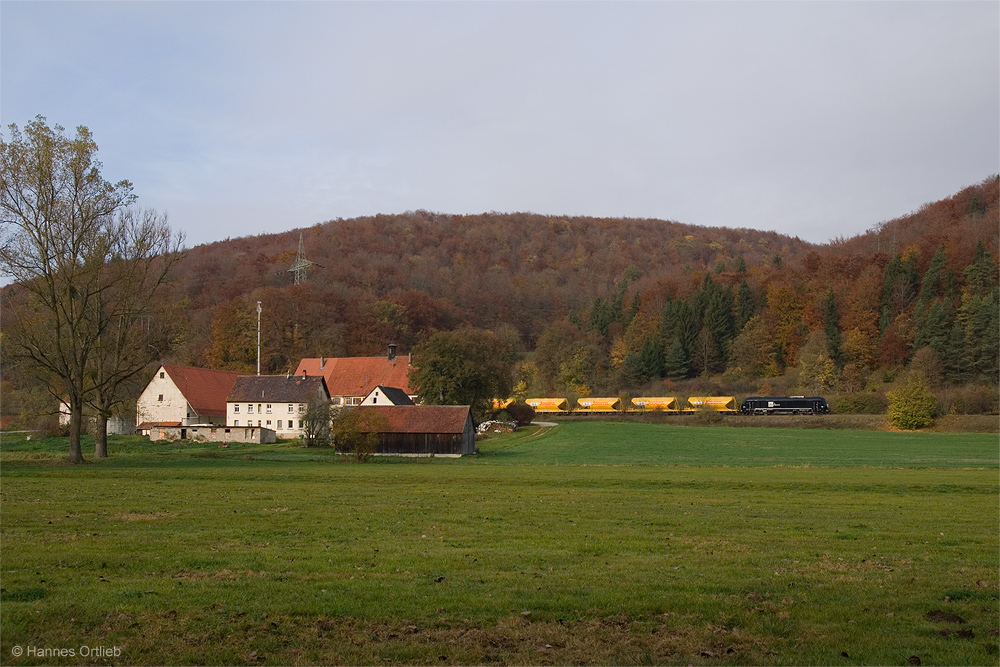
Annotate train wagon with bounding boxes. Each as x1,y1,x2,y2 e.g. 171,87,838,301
526,398,569,414
576,397,623,412
740,396,830,415
686,396,738,413
631,397,679,412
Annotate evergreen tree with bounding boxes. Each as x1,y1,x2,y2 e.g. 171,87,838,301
735,280,757,331
914,299,951,358
664,338,690,381
674,301,699,362
624,291,641,327
624,337,663,384
964,241,999,295
588,297,614,337
917,246,948,306
822,288,843,368
704,287,735,364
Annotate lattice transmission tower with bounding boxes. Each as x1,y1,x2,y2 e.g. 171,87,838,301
288,232,316,284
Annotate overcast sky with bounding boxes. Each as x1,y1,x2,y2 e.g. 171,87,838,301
2,1,998,248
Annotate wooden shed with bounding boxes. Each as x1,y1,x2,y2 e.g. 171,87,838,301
346,405,476,457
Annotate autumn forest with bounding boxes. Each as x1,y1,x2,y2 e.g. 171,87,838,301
4,176,999,424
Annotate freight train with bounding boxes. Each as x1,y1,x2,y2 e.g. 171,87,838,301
494,395,829,416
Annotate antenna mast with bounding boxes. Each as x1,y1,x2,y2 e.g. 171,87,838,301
256,301,262,376
288,232,315,284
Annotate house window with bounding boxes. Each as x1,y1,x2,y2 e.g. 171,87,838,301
159,371,165,379
288,404,294,413
277,420,282,429
266,404,272,414
298,403,305,413
234,405,239,413
258,404,262,414
248,404,254,413
298,420,304,429
158,394,163,402
234,420,239,427
331,397,341,406
266,420,271,426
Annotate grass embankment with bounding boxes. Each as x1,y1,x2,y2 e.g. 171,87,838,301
1,426,997,665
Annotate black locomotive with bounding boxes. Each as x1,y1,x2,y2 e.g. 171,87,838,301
740,396,830,415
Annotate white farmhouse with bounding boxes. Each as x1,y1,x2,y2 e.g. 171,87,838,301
137,365,243,434
226,374,330,440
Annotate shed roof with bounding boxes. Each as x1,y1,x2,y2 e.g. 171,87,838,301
295,356,414,396
228,375,329,403
162,365,243,418
359,405,470,435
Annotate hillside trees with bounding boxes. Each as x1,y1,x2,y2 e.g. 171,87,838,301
410,328,520,421
1,117,182,462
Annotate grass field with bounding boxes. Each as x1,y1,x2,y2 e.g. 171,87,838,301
1,423,997,666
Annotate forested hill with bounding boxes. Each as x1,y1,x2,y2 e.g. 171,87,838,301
165,177,998,393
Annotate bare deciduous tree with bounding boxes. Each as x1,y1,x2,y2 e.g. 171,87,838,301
1,116,182,462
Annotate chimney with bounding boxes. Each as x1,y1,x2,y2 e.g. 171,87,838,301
302,369,308,379
319,356,325,370
388,343,397,361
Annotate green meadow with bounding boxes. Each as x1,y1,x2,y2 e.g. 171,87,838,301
1,423,997,666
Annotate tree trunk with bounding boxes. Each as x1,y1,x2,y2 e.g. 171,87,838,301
94,411,109,458
68,398,85,465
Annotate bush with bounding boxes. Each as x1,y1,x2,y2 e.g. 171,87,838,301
887,373,937,430
504,402,536,426
830,393,888,415
936,386,1000,415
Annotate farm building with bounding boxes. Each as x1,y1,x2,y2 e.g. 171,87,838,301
337,405,476,457
137,365,243,434
227,374,329,439
295,345,417,407
359,386,415,406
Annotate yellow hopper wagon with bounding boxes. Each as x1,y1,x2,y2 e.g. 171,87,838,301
526,398,569,414
686,396,738,413
575,397,622,413
631,397,679,412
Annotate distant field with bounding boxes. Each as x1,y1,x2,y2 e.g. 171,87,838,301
482,421,1000,468
1,427,997,666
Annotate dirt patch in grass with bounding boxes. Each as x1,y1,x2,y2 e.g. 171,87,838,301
117,512,176,521
89,611,782,665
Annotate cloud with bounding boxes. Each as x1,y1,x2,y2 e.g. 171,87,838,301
2,1,997,247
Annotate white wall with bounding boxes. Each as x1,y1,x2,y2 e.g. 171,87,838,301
227,400,306,439
136,367,190,426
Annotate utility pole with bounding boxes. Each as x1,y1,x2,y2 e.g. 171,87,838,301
256,301,262,376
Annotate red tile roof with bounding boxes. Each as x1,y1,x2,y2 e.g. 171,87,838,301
359,405,471,435
294,356,415,397
162,365,243,418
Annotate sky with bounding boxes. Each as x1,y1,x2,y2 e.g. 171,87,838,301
2,1,998,249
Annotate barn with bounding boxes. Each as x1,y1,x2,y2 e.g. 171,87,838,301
344,405,476,457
